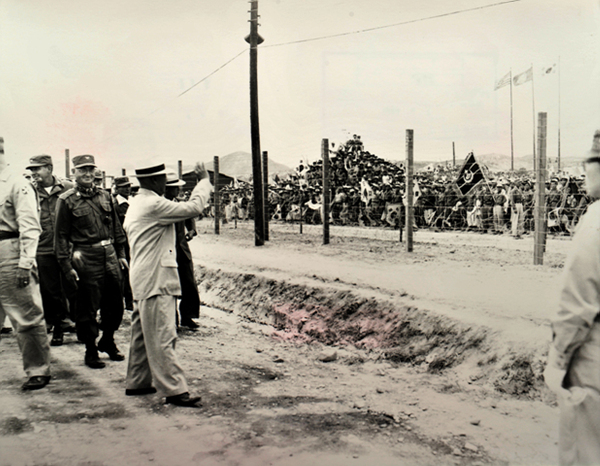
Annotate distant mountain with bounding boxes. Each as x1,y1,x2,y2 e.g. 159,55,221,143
181,151,293,180
477,153,582,172
410,153,583,173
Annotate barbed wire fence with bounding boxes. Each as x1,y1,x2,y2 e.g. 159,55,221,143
204,123,582,264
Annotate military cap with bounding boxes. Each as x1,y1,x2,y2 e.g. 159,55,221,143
94,169,103,180
114,176,132,187
72,154,97,168
26,155,53,169
165,172,185,187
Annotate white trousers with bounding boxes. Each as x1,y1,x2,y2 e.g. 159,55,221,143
126,295,188,397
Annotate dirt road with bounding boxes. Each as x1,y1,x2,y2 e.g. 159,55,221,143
1,222,566,465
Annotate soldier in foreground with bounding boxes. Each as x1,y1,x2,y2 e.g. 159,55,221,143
54,155,128,369
0,137,52,390
545,130,600,465
124,163,211,407
27,155,75,346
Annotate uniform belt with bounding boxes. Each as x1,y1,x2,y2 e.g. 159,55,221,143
0,231,19,241
75,238,114,248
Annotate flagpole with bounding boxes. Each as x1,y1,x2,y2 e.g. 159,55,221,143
557,56,561,172
510,69,514,172
531,63,536,172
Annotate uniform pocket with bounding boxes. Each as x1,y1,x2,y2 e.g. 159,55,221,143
72,205,93,229
100,200,112,212
160,249,178,267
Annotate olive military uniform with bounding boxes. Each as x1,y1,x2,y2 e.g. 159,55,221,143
54,166,127,366
28,156,75,344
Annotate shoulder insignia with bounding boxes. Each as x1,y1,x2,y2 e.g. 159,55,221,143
58,188,77,201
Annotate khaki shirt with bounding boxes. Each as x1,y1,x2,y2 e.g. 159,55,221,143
0,166,41,269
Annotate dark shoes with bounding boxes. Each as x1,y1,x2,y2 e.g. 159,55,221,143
61,323,77,334
22,375,51,391
165,392,202,408
125,387,157,396
85,348,106,369
98,339,125,361
180,319,199,329
50,332,64,347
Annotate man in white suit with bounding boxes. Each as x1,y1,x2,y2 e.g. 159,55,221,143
123,162,211,407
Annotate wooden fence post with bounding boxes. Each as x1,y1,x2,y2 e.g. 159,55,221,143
214,156,220,235
534,113,547,265
322,139,330,245
405,129,414,252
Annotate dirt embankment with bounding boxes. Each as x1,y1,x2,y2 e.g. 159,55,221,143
193,221,566,404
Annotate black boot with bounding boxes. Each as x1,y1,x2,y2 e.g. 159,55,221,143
98,334,125,361
50,328,64,347
85,344,105,369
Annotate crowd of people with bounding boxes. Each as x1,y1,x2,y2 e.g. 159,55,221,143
1,141,209,407
216,135,589,239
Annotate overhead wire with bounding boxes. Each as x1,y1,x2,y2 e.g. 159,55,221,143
102,0,522,143
263,0,521,48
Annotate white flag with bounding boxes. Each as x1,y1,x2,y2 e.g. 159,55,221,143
513,67,533,86
494,71,511,90
360,178,373,205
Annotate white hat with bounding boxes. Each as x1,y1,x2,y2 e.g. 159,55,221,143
165,172,185,187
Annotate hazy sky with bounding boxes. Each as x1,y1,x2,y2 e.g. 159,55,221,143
1,0,599,176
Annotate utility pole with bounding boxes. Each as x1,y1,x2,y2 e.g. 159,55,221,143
246,0,265,246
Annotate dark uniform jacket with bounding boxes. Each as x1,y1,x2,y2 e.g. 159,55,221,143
34,176,73,255
54,185,127,274
112,194,129,227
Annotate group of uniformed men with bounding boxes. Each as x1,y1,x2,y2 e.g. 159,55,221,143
0,137,209,407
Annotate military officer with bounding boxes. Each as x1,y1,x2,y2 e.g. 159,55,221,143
54,155,128,369
0,137,52,390
27,154,75,346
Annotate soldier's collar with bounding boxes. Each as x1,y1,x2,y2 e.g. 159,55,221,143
75,183,97,198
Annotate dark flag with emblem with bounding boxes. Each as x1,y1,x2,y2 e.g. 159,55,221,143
455,152,484,195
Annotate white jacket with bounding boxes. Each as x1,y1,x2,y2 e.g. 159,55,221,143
123,179,211,300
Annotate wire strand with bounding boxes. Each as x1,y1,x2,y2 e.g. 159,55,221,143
101,49,247,142
176,49,247,99
263,0,521,48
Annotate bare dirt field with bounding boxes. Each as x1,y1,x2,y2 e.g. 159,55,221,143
1,220,570,466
